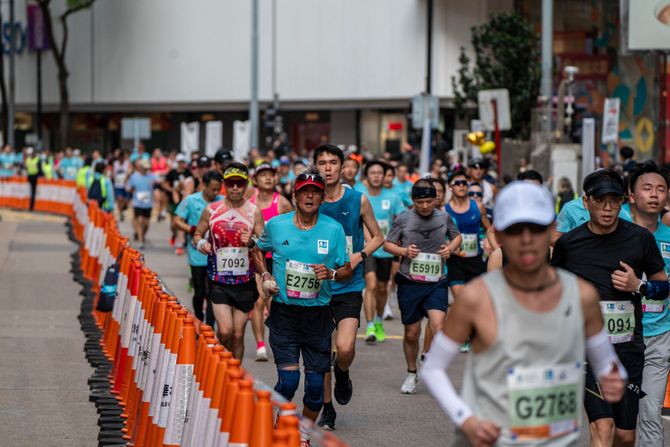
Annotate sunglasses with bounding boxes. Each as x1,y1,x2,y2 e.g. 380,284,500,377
468,191,483,198
503,223,549,235
296,173,325,183
224,179,247,188
450,180,468,187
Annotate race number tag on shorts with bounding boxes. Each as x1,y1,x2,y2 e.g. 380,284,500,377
136,191,151,206
460,234,479,258
114,172,127,185
642,297,667,314
600,301,635,344
507,363,581,441
409,253,441,282
285,260,321,299
379,219,390,236
346,236,353,255
215,247,249,276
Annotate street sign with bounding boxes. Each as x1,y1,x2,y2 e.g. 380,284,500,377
411,93,439,130
477,89,511,131
121,118,151,140
601,97,620,144
27,4,49,52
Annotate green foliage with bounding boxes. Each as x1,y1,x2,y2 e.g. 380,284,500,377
452,11,540,139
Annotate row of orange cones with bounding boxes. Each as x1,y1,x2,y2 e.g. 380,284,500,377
0,176,77,215
66,183,347,447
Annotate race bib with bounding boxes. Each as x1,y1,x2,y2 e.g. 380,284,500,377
641,297,667,314
66,166,78,178
379,219,390,237
136,191,151,205
409,252,441,282
507,363,581,441
460,234,479,258
381,199,390,210
346,236,353,255
285,260,321,299
114,172,127,185
600,301,635,344
215,247,249,276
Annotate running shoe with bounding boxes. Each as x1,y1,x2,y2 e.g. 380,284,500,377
316,404,336,431
400,372,418,394
333,361,353,405
365,325,376,343
256,345,268,362
383,302,394,320
374,321,386,343
170,236,176,247
175,247,183,256
300,440,311,447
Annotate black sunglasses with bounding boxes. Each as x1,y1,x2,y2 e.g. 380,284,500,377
450,180,468,187
468,191,483,198
503,223,549,235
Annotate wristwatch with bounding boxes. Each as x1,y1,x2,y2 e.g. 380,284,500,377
636,279,648,295
360,251,368,260
330,269,338,281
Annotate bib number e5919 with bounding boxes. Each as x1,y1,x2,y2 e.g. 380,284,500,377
409,252,441,282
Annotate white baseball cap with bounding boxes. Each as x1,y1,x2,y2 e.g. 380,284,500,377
493,181,555,231
176,153,188,163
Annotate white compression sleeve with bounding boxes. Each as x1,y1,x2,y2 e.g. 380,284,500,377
419,332,473,427
586,327,628,381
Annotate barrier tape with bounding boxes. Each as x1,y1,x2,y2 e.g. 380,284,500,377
0,177,349,447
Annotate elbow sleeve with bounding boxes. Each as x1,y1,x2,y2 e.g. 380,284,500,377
586,327,628,381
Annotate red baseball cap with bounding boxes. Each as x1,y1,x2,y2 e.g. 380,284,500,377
294,173,325,192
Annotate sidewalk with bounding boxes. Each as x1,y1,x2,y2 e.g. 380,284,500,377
0,210,97,446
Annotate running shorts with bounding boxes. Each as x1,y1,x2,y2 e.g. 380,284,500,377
133,207,152,219
395,274,449,325
364,256,393,282
209,278,258,313
446,255,486,285
330,291,363,326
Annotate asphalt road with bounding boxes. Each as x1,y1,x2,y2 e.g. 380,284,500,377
119,212,670,447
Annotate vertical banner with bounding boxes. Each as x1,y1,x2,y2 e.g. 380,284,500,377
180,122,200,157
205,121,223,157
601,98,621,144
582,118,596,193
27,3,50,51
233,120,250,163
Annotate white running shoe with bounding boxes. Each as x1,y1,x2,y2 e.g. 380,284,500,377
383,301,394,320
400,372,418,394
256,345,268,362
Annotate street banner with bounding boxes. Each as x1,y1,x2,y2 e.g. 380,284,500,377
601,98,620,144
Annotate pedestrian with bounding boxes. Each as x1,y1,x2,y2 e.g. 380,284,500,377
384,178,462,394
192,163,265,360
126,159,157,250
421,181,626,446
24,147,42,211
551,169,668,446
163,153,193,255
256,171,352,446
313,145,384,431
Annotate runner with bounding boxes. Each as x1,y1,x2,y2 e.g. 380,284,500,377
312,145,384,431
341,156,360,189
112,149,132,222
391,163,414,207
361,160,405,343
621,161,670,446
249,162,293,361
173,170,224,327
551,169,668,447
384,178,462,394
467,157,495,208
126,159,157,250
420,181,626,446
163,153,192,254
192,163,265,360
445,170,491,298
255,172,352,446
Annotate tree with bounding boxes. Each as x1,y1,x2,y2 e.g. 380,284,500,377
452,11,540,140
36,0,96,150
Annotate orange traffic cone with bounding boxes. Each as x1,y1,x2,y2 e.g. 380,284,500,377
663,373,670,416
219,368,244,446
250,390,274,447
229,379,255,447
273,430,290,447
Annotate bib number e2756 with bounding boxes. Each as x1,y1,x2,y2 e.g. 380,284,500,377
507,363,582,441
600,301,635,344
409,252,441,282
215,247,249,276
285,260,321,299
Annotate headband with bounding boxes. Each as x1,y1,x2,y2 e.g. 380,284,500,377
412,185,437,199
223,167,249,181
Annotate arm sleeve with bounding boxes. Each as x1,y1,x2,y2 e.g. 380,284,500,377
419,332,474,426
385,212,404,244
586,327,628,381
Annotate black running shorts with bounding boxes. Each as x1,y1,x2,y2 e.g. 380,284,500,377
209,278,259,313
330,292,363,327
364,256,393,282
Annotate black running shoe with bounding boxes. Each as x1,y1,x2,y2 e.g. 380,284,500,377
316,404,336,431
333,361,353,405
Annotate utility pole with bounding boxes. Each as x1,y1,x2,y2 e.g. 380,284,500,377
540,0,553,138
8,0,15,148
418,0,434,176
249,0,259,150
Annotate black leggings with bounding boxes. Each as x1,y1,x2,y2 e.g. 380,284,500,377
28,175,38,211
190,265,215,326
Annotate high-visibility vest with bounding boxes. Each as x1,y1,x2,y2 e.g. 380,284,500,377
42,157,54,180
26,156,41,176
76,166,91,188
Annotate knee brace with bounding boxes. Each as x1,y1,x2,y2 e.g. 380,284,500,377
274,369,300,402
303,371,325,412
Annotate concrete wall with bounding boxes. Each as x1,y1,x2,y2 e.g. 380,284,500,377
8,0,512,110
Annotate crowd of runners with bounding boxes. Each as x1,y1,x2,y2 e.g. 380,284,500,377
7,141,670,446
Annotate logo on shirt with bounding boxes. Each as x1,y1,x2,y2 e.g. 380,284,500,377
381,199,390,210
342,211,350,216
660,242,670,260
318,240,329,254
282,240,289,246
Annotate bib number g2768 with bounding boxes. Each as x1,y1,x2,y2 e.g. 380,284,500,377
285,260,321,299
